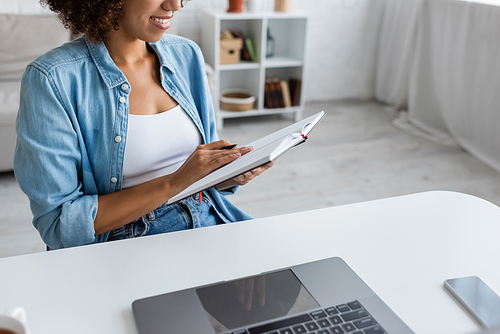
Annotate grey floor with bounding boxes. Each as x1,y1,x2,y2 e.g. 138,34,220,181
2,100,500,258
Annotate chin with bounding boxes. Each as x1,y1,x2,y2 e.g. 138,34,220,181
144,36,164,43
142,30,169,43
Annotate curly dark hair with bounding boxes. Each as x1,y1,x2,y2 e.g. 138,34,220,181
40,0,188,42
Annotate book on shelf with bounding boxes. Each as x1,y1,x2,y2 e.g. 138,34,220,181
230,30,256,63
280,79,292,108
264,78,276,108
264,77,285,109
288,78,302,106
274,79,285,108
244,38,257,62
167,111,326,204
264,80,271,108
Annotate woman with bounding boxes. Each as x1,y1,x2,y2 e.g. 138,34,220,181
14,0,273,250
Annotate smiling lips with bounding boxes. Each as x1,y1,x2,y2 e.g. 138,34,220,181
150,16,172,30
152,17,170,24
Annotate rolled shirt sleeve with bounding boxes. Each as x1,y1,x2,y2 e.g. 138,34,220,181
15,65,99,249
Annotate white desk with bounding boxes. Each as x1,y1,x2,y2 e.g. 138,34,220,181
1,191,499,334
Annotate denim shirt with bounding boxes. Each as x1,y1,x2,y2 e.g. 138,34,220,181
14,34,252,250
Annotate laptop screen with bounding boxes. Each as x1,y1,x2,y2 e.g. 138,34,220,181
196,269,320,333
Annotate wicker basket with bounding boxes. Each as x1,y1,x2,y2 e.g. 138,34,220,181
220,90,255,112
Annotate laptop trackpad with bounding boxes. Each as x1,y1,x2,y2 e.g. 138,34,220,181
196,269,320,333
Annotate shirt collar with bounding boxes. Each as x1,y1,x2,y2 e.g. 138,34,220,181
149,41,177,75
85,37,126,89
85,36,176,89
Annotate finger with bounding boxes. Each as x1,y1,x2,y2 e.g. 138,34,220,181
232,169,261,185
220,146,252,157
253,161,274,173
244,277,255,311
243,171,255,179
241,169,260,180
203,147,252,171
213,141,253,156
237,280,246,305
204,139,234,150
232,172,253,185
204,141,253,155
229,161,273,186
210,144,252,158
210,152,242,169
240,146,254,155
257,276,266,307
187,151,242,181
263,161,275,169
235,146,253,155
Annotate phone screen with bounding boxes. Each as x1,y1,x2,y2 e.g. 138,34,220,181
444,276,500,328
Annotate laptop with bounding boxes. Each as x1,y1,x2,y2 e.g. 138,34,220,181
132,257,414,334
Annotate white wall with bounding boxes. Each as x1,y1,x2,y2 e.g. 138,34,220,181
0,0,49,13
1,0,382,102
176,0,382,102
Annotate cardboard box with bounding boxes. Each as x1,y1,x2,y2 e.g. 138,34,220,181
220,38,243,65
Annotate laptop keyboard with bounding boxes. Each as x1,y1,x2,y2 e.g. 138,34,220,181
231,300,385,334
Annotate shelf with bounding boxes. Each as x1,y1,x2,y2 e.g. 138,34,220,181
203,10,308,20
219,107,300,118
219,61,260,71
263,56,303,68
201,11,308,129
218,57,303,70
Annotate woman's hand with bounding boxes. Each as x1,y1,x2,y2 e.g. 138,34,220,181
171,140,252,193
95,140,266,235
231,161,275,186
95,140,250,236
215,161,274,191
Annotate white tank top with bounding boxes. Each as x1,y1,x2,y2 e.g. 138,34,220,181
122,105,202,188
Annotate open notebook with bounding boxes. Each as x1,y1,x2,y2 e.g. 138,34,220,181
167,111,326,204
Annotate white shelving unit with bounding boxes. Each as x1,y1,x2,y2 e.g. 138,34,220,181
201,11,309,129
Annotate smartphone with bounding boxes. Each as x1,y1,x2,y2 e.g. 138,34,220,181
444,276,500,329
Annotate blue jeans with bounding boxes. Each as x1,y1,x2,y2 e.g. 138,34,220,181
107,191,227,241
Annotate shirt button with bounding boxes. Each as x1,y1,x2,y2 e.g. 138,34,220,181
114,136,122,143
111,177,118,183
119,96,126,103
121,84,129,91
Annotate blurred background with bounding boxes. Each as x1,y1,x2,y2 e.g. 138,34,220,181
1,0,500,258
